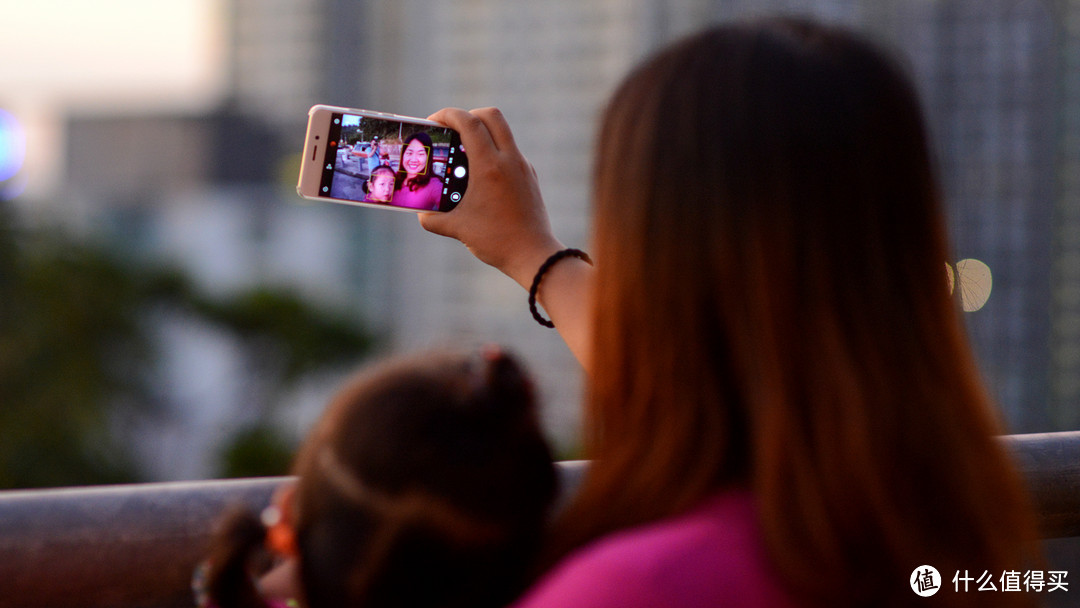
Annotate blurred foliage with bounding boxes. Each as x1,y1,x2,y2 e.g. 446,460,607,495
0,214,154,488
192,287,377,480
218,423,295,478
191,287,374,387
0,202,374,489
340,116,453,146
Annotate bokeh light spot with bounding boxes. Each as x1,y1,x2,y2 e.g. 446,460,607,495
0,109,27,182
952,258,993,312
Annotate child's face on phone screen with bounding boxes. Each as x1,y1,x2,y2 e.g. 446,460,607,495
369,173,395,202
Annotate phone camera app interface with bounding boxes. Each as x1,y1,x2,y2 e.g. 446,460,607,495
319,113,467,212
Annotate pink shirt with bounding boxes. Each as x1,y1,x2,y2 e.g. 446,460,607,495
514,491,801,608
392,177,443,210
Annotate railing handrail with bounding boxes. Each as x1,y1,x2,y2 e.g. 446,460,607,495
0,461,588,608
1001,432,1080,538
1,432,1078,608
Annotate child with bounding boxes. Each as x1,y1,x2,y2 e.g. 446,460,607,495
362,164,396,204
198,348,557,608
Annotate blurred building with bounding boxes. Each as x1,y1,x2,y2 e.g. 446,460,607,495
225,0,369,131
366,0,1078,438
359,1,653,448
1050,0,1080,431
894,0,1061,433
58,0,1078,479
61,0,381,479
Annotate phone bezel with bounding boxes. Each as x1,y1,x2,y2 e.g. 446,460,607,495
296,104,464,214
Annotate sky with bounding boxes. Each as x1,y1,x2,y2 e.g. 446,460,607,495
0,0,225,108
0,0,226,198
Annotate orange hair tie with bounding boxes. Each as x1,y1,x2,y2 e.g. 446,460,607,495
262,505,298,557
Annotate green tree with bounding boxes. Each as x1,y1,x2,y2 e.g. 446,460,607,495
0,204,374,488
0,228,153,488
218,423,295,478
190,286,377,479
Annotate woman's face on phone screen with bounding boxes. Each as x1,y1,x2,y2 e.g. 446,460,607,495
402,139,429,177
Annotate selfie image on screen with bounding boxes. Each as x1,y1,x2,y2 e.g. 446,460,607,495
323,113,462,212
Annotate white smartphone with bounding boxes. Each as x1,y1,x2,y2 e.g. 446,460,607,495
297,104,468,213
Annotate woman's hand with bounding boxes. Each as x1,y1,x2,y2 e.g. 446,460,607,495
420,107,564,290
421,107,595,370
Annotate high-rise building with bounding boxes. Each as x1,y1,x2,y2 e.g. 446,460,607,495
225,0,370,132
353,1,777,448
897,0,1060,433
1051,0,1080,432
363,0,1074,442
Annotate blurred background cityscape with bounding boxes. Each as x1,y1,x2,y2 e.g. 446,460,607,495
0,0,1078,489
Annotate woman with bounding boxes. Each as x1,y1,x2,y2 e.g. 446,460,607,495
422,17,1038,607
393,131,444,210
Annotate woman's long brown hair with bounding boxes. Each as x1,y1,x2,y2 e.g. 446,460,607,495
550,18,1038,606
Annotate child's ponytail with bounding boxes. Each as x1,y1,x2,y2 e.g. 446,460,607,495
201,507,272,608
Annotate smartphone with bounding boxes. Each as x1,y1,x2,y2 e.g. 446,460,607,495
297,104,468,213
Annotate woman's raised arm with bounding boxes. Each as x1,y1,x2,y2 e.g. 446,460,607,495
419,107,594,371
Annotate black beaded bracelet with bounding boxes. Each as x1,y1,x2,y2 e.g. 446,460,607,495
528,248,592,328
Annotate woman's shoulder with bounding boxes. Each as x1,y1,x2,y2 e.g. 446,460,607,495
513,491,801,608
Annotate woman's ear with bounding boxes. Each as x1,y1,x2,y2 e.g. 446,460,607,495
263,483,299,558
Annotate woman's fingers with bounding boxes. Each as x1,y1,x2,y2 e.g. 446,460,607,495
469,107,520,154
417,206,453,238
428,106,519,154
427,107,497,155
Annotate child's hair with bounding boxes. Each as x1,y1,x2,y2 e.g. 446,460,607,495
202,348,557,608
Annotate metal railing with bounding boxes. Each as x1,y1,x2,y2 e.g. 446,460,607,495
0,477,281,608
0,433,1078,608
0,461,587,608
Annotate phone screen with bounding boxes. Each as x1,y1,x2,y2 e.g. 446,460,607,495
317,112,467,212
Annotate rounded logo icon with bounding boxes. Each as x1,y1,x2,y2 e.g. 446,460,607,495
911,565,941,597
